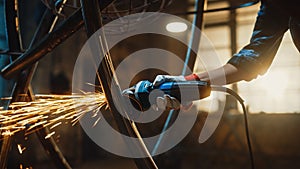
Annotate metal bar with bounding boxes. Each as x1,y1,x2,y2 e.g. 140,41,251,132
9,1,58,102
1,1,115,168
0,136,11,169
26,4,73,169
80,0,158,168
223,1,238,111
0,50,24,55
152,0,207,157
1,2,75,169
1,0,114,79
229,6,237,55
184,0,207,73
3,0,23,58
0,0,116,80
175,0,259,15
204,21,231,28
0,0,24,168
36,127,72,169
1,8,84,79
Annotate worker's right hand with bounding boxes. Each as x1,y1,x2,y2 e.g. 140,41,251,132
152,74,200,111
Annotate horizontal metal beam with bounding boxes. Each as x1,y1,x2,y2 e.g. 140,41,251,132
1,8,84,79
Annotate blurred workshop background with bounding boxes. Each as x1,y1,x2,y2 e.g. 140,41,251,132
0,0,299,169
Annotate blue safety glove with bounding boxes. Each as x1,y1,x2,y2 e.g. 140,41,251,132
152,74,200,111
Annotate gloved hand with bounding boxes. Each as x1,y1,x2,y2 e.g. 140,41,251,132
152,74,200,111
153,74,200,87
153,75,186,87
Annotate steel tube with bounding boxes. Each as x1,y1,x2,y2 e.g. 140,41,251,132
80,0,158,168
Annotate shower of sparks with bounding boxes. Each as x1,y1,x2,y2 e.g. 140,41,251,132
0,92,107,138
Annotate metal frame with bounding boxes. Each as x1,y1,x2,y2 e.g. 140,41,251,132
0,0,161,168
80,0,158,168
0,0,211,168
0,0,112,168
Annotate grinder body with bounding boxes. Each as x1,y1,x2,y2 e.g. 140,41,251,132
124,80,211,111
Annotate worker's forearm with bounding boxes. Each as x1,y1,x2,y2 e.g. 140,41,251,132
196,63,248,85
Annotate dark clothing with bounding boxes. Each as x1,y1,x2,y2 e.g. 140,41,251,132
228,0,300,80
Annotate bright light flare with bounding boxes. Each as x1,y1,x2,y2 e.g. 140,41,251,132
166,22,187,33
255,70,289,98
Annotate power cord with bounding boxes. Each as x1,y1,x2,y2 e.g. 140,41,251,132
211,86,255,169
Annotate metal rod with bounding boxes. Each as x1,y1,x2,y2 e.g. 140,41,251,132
175,0,259,15
8,4,57,102
0,50,24,56
1,1,115,168
152,0,207,157
22,3,74,168
183,0,206,73
1,8,84,79
80,0,158,168
0,1,74,169
0,136,11,169
36,127,72,169
3,0,23,58
0,0,116,79
0,0,24,168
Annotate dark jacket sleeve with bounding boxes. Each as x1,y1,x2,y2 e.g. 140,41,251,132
227,0,289,80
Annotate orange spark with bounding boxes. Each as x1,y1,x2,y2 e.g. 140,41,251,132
45,131,55,139
0,92,107,139
17,144,26,154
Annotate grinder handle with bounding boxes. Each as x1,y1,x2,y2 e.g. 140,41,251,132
155,81,211,102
